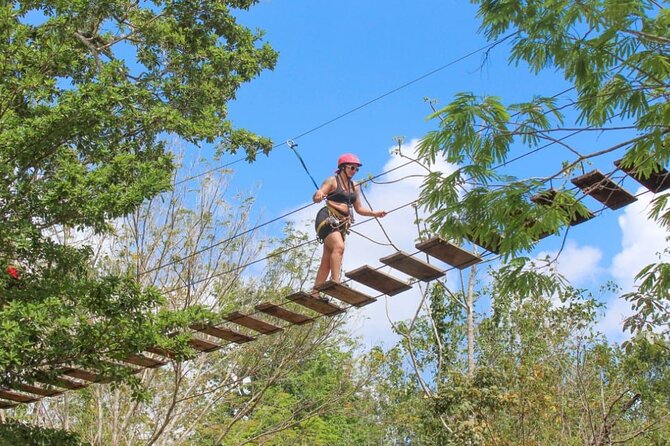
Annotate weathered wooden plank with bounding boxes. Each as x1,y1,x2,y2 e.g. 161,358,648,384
34,374,90,391
190,324,255,344
256,303,313,325
531,189,594,226
344,266,412,296
188,337,221,353
379,251,445,281
615,159,670,193
13,383,64,398
62,368,108,383
0,389,38,403
464,229,502,254
415,237,481,269
49,377,90,390
315,281,377,307
145,346,176,359
286,291,344,316
571,170,637,210
225,312,283,335
0,400,18,409
122,353,167,369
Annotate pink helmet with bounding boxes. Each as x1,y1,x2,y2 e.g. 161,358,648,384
337,153,362,168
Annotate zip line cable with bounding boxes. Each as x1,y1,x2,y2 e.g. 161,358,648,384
140,112,629,280
358,184,399,251
287,33,518,142
140,68,644,282
174,157,246,187
142,151,645,348
139,159,416,276
164,199,420,293
173,33,517,187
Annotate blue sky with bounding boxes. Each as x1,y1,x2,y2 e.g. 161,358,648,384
217,1,559,202
173,1,668,345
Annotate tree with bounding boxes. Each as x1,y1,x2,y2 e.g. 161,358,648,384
403,1,670,442
377,271,670,445
4,167,381,446
1,0,276,393
417,0,669,334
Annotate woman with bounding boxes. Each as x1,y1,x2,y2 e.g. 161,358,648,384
312,153,387,296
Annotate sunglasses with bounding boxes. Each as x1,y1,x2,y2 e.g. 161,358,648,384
344,165,359,172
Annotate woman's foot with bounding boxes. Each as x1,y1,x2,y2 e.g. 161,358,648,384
310,289,330,303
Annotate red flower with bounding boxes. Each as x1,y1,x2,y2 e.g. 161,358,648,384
6,266,20,280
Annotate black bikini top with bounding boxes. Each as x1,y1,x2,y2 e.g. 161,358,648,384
328,174,357,205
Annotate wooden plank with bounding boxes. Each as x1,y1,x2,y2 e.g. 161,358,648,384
415,237,481,269
225,312,283,335
145,346,176,359
122,353,167,369
0,390,38,404
13,383,64,398
0,400,18,409
190,324,255,344
62,368,107,383
344,266,412,296
256,303,314,325
34,374,89,390
615,159,670,193
571,170,637,210
315,280,376,307
49,377,89,390
286,291,344,316
188,337,221,353
531,189,561,206
523,218,553,240
149,334,221,355
531,189,594,226
464,230,502,254
379,251,445,281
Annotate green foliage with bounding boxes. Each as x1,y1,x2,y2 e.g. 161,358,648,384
194,340,383,446
623,250,670,335
1,180,383,446
381,276,670,445
418,0,669,252
0,0,276,407
417,0,669,336
0,421,89,446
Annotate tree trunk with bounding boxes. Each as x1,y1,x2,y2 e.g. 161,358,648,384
466,265,476,380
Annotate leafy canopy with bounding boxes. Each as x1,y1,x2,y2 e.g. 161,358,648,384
0,0,276,389
417,0,669,333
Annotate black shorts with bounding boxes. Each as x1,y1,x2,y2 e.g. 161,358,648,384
315,206,349,242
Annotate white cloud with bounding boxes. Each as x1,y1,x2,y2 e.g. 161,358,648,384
536,240,604,286
610,188,670,291
594,188,670,341
595,296,633,343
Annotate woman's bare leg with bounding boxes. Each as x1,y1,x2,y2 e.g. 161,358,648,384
325,231,345,282
313,244,332,293
313,232,345,294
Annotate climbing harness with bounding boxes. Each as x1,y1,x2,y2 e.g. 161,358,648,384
315,204,351,242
